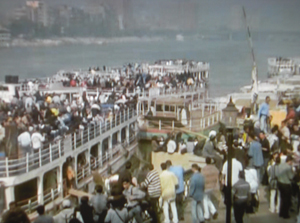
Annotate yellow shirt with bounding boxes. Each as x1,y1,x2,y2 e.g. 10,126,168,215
159,170,178,201
242,133,248,144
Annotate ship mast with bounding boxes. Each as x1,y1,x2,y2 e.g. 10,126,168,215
243,7,258,114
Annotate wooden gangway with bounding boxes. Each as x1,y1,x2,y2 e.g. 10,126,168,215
68,188,93,199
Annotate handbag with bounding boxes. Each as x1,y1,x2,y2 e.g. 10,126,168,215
114,208,128,223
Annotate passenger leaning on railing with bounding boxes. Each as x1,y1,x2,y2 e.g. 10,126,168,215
31,126,45,151
17,129,32,157
0,89,137,163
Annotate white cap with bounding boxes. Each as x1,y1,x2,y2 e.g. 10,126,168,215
28,126,34,132
62,199,71,208
209,130,217,138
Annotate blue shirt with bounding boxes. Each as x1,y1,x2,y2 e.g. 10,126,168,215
258,102,269,117
248,141,264,167
169,166,185,194
189,172,205,201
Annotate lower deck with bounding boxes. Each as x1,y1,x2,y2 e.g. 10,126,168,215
0,108,138,215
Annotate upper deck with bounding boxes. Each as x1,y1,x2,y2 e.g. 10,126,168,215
0,107,137,182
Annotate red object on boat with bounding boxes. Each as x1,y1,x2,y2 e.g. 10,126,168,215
70,79,76,87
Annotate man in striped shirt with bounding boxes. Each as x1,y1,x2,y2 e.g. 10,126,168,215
140,164,162,223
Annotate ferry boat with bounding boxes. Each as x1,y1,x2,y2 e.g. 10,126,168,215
267,57,300,78
213,57,300,114
0,59,211,218
137,94,222,140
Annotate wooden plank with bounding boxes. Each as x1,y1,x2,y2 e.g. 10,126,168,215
152,152,206,173
68,189,93,198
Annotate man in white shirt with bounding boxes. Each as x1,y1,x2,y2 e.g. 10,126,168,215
31,127,45,151
25,96,34,113
18,130,32,156
167,138,177,154
222,151,243,206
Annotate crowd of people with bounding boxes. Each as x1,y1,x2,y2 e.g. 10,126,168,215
0,160,204,223
0,88,137,162
144,95,300,223
55,61,207,92
4,84,300,223
198,95,300,222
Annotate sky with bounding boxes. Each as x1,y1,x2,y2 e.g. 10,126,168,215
0,0,300,32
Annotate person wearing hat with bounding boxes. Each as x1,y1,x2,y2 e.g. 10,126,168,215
54,199,74,223
202,130,223,171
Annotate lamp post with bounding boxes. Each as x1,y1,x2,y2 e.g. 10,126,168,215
222,97,238,223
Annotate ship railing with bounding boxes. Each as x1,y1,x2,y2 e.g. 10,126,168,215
0,139,63,178
77,135,137,183
192,112,221,130
16,194,38,214
191,101,222,113
43,187,59,206
0,108,137,178
19,83,39,92
149,112,221,132
92,136,136,171
72,107,136,150
134,85,206,99
15,186,59,214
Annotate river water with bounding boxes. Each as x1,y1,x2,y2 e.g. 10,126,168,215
0,35,300,97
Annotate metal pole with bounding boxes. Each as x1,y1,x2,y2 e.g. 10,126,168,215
226,127,233,223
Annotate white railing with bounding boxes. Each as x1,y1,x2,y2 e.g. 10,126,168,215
148,111,221,132
0,108,137,178
13,136,138,214
193,112,221,130
191,101,222,113
134,85,206,99
77,135,136,183
16,187,59,214
0,139,63,177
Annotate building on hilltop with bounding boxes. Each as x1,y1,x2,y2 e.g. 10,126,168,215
26,1,51,27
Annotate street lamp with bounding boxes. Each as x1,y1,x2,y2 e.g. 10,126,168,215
222,97,238,223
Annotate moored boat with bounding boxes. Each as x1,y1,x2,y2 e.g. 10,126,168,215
0,58,211,219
